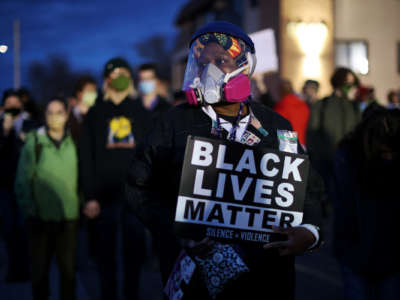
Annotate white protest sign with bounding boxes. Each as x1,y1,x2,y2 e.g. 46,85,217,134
249,28,279,74
174,136,310,244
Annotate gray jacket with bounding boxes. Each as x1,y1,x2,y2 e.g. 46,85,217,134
306,93,361,182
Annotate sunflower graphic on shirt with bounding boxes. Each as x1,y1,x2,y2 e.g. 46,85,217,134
106,116,135,148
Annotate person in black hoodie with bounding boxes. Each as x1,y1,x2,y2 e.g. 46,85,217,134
125,21,323,300
331,107,400,300
79,57,155,300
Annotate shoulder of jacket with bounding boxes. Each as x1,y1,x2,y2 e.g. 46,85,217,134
25,126,45,139
125,98,142,110
163,103,196,120
157,96,172,105
37,126,46,136
85,103,105,121
24,127,42,147
310,96,333,112
311,98,325,108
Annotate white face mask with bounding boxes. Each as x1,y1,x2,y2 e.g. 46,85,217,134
193,63,250,105
199,64,225,104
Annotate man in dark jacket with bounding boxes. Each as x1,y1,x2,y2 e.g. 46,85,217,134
79,57,170,300
126,21,323,300
306,67,361,187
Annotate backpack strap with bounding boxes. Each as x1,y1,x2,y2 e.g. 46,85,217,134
31,130,43,218
33,130,43,164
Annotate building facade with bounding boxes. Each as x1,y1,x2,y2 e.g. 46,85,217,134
335,0,400,103
172,0,400,103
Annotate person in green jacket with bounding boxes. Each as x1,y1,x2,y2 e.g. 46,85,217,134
15,97,79,300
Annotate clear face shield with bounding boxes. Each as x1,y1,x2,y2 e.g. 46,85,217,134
182,33,256,105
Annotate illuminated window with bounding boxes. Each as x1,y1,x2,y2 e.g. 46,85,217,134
335,40,369,75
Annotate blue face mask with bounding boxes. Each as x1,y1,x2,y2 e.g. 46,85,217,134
139,80,156,95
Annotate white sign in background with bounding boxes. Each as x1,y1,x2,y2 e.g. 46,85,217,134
249,28,279,74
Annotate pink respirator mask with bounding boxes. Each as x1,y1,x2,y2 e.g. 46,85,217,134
185,63,251,106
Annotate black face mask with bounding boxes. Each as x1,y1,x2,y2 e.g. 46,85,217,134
4,108,22,117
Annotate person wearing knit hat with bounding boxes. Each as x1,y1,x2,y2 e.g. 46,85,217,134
103,57,133,78
79,57,148,300
126,21,323,300
101,57,136,103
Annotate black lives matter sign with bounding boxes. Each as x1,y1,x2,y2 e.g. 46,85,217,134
174,136,310,244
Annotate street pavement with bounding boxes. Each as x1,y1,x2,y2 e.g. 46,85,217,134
0,215,343,300
295,215,344,300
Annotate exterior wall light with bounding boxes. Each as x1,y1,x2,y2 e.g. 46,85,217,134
287,21,328,77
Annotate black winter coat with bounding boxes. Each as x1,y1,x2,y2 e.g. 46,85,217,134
126,102,323,299
331,146,400,279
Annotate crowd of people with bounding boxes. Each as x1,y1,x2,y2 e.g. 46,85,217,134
0,20,399,300
253,67,400,299
0,59,173,300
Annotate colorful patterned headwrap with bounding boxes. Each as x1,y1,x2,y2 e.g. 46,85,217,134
193,33,248,67
199,33,241,57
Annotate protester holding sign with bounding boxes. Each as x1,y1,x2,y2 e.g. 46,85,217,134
126,21,323,300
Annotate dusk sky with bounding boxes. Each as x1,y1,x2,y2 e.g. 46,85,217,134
0,0,189,96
